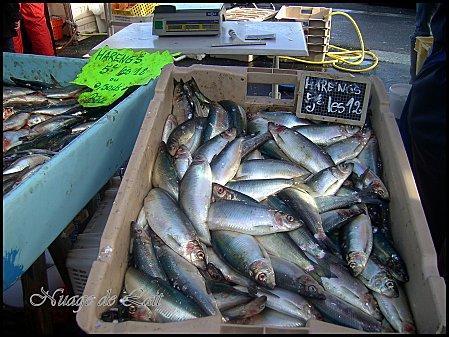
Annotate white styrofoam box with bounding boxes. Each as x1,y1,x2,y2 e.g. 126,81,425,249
95,16,107,33
70,3,91,21
66,248,99,296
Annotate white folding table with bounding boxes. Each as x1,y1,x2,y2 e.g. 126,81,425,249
91,21,308,98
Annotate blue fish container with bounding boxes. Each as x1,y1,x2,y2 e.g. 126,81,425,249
3,53,157,290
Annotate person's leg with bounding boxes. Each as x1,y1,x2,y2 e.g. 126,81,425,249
20,3,55,56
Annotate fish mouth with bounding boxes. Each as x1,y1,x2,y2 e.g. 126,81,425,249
267,122,286,134
347,252,368,276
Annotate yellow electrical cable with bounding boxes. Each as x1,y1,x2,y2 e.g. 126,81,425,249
279,11,379,73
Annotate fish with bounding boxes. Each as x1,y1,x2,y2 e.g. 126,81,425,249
172,79,195,124
9,164,44,191
152,234,218,316
293,124,360,146
219,100,247,136
151,142,179,200
212,286,253,311
310,292,382,332
207,200,303,235
202,102,230,143
179,155,213,245
349,158,389,200
225,178,300,202
3,85,36,100
162,114,178,143
42,85,86,99
143,188,206,270
183,82,208,118
241,132,272,158
340,213,373,276
47,133,78,152
205,247,255,287
269,255,326,299
325,129,372,164
210,137,244,185
321,206,365,233
185,78,211,105
268,122,335,173
3,154,50,175
193,128,236,163
71,121,95,134
278,187,337,253
221,296,267,321
234,159,310,181
10,76,58,90
357,258,398,298
29,101,82,116
357,135,381,176
229,308,306,327
3,107,16,121
3,113,30,131
166,117,206,156
313,261,382,319
255,233,315,272
25,114,53,128
372,227,409,283
3,94,51,108
3,129,31,152
173,145,193,180
131,221,168,281
245,149,264,160
29,115,82,137
124,267,207,322
252,112,312,128
305,162,354,196
287,226,327,261
211,230,275,289
373,287,416,333
315,187,382,213
211,183,259,204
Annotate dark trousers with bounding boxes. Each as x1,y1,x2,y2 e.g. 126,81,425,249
3,37,15,52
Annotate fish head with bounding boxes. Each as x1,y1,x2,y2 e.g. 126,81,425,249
186,240,207,270
297,275,326,300
206,262,228,283
369,180,390,200
347,251,368,276
386,255,409,283
342,125,360,136
245,296,267,316
174,145,190,159
222,128,237,141
273,211,303,230
373,272,399,298
267,122,286,135
212,183,235,201
249,259,275,289
354,128,372,144
402,322,417,334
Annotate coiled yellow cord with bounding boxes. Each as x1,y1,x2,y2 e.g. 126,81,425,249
280,11,379,73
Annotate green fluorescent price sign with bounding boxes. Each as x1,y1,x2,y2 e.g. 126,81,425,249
72,46,174,107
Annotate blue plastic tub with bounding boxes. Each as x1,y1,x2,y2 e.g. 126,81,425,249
2,52,157,290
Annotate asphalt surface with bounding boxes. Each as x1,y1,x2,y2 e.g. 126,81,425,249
57,3,415,91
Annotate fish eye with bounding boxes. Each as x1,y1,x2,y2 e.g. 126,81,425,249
286,215,294,222
196,251,205,260
308,285,317,293
386,281,395,288
217,186,224,193
257,273,267,281
129,305,136,314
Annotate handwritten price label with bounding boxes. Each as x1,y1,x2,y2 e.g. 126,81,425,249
72,46,173,107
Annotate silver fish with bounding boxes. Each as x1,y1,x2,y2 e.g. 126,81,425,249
124,267,206,322
3,154,50,175
321,206,365,233
172,79,195,124
202,102,230,142
3,86,36,100
193,128,236,163
211,230,276,289
207,200,303,235
234,159,310,181
71,121,95,134
3,113,30,131
30,102,81,116
143,188,206,269
357,135,381,176
221,296,267,321
25,114,53,128
151,142,179,200
30,115,81,136
245,149,264,160
241,132,272,158
42,85,85,99
230,308,306,327
325,129,372,164
268,123,335,173
179,155,212,245
357,258,398,298
219,100,247,136
152,235,218,315
255,233,315,272
225,178,299,202
288,226,327,261
373,287,416,333
3,129,31,152
166,117,206,156
174,145,192,180
341,213,373,276
162,114,178,143
349,158,389,200
211,183,259,204
210,137,244,185
305,162,354,196
293,124,360,146
253,112,311,128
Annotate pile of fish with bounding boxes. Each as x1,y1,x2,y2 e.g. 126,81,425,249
109,78,416,333
3,76,107,195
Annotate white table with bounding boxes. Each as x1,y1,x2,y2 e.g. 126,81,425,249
91,21,308,97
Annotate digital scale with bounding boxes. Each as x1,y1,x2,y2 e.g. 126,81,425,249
153,3,224,36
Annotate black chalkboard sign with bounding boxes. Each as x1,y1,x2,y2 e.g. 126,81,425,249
296,72,371,126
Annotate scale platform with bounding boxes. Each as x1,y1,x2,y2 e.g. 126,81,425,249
153,3,225,36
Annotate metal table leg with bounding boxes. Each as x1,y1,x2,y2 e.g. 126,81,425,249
272,55,280,99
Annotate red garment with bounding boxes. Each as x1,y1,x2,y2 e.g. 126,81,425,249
14,3,55,56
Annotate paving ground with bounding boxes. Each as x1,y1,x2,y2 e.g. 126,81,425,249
57,3,416,91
